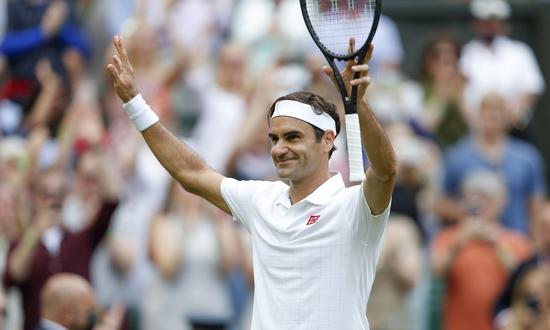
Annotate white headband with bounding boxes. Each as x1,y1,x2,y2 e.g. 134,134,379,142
271,100,336,133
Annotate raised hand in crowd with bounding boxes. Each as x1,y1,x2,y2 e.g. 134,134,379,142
41,0,69,38
23,59,63,130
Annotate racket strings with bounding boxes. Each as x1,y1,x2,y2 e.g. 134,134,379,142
305,0,375,57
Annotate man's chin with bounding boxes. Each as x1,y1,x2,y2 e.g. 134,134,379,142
276,168,293,180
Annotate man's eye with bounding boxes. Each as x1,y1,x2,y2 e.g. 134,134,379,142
287,135,298,141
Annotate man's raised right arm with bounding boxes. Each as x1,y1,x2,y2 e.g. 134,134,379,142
106,35,229,214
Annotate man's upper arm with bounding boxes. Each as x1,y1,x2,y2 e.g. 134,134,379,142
363,167,394,215
186,169,231,214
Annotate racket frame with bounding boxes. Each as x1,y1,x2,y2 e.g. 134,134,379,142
300,0,382,182
300,0,382,114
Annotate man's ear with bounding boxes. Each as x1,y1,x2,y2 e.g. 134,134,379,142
323,130,336,152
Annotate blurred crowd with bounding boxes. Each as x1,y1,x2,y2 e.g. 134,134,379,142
0,0,549,330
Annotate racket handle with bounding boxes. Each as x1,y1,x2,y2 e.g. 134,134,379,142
345,113,365,182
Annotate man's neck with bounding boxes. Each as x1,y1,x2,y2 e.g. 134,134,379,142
288,171,332,205
476,132,506,148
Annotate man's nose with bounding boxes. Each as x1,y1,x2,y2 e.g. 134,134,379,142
272,140,289,155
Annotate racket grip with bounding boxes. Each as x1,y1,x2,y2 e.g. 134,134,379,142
345,114,365,182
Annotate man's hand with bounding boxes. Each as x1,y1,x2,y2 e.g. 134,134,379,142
322,38,374,103
35,59,61,91
106,36,138,103
41,0,68,38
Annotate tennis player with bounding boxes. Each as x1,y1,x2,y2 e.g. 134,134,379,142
107,35,396,330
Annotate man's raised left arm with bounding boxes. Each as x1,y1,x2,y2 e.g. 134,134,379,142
357,97,397,215
322,41,397,215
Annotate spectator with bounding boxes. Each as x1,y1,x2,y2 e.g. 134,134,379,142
367,215,422,330
188,42,249,173
431,169,532,330
497,266,550,330
460,0,545,137
143,181,244,330
38,273,96,330
388,123,441,242
494,200,550,326
3,167,118,330
437,92,546,233
38,273,125,330
416,34,469,149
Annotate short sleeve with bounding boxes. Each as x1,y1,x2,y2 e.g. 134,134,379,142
355,184,391,247
220,177,266,232
516,44,545,95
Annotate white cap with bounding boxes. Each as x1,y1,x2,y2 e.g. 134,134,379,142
470,0,511,20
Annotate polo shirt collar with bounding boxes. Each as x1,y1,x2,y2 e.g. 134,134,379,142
276,172,345,208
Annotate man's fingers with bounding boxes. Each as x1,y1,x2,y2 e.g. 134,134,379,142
351,64,369,73
350,76,371,86
114,35,132,70
113,55,123,72
113,35,122,55
106,64,120,81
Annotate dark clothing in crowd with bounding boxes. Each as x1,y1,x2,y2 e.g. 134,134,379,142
3,201,118,330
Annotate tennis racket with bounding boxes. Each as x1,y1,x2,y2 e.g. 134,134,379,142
300,0,381,182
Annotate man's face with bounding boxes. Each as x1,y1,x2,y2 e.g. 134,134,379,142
269,116,329,182
67,291,95,330
35,171,67,212
473,19,506,43
76,152,101,196
476,95,510,137
461,191,503,222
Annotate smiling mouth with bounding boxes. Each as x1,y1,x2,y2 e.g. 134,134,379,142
277,159,296,166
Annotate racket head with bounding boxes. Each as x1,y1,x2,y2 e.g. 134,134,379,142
300,0,382,61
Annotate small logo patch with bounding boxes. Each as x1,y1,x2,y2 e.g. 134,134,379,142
306,215,321,226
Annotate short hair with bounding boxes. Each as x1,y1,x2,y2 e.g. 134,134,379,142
267,91,340,158
460,169,507,200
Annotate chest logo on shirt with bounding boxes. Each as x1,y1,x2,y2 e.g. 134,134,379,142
306,215,321,226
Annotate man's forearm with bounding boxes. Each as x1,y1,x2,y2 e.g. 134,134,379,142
357,99,397,180
141,122,209,192
8,228,40,282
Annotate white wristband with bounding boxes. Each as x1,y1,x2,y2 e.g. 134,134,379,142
123,93,159,132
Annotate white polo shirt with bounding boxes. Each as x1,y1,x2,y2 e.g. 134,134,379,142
221,173,390,330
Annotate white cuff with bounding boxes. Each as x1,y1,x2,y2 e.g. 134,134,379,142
123,94,159,132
